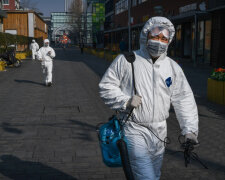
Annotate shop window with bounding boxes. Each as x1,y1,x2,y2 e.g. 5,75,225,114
132,0,137,6
191,22,195,60
197,21,204,59
131,29,140,50
115,0,128,15
175,25,182,57
183,23,192,57
204,20,211,63
138,0,147,4
3,0,9,5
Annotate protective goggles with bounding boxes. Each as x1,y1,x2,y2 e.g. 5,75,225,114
149,26,170,39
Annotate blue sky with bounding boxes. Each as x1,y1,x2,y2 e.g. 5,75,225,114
21,0,65,17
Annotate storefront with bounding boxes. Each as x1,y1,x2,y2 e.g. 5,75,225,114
169,10,211,65
209,6,225,67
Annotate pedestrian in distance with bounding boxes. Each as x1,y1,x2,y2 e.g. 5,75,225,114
99,17,199,180
29,39,39,60
37,39,56,87
79,42,84,54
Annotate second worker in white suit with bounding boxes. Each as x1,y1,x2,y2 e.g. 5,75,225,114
37,39,56,86
30,39,39,60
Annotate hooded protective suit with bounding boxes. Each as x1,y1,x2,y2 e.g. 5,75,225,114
99,17,198,180
30,40,39,60
37,39,56,85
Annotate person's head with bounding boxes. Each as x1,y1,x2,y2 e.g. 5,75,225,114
44,39,50,47
32,39,35,43
139,17,175,58
146,26,170,58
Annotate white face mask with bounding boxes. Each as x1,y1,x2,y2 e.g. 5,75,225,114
146,39,168,57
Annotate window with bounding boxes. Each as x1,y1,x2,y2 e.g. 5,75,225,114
138,0,147,4
132,0,137,7
3,0,9,5
115,0,128,15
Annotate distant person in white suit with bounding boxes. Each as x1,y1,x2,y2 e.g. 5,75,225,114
29,39,39,60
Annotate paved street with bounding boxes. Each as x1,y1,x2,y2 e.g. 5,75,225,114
0,47,224,180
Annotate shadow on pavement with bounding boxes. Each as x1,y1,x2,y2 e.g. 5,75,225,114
14,79,45,86
54,48,110,77
165,148,225,174
0,155,77,180
195,97,225,119
0,122,23,134
68,119,96,141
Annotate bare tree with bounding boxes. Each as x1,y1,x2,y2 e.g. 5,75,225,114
68,0,84,44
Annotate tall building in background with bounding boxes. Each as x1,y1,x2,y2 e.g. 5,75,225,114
51,12,74,43
85,0,104,47
2,0,20,10
65,0,73,12
65,0,87,12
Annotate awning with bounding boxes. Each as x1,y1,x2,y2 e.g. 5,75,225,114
208,5,225,12
169,11,210,23
104,26,127,33
0,10,7,18
104,22,145,33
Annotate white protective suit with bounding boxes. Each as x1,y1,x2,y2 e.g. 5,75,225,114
37,39,56,85
30,40,39,60
99,17,199,180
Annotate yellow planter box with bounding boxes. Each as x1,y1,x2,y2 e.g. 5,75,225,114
16,53,26,60
97,51,104,58
91,49,96,55
0,61,6,71
207,78,225,105
84,48,88,53
224,81,225,105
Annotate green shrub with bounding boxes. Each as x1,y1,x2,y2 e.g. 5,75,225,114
0,32,42,52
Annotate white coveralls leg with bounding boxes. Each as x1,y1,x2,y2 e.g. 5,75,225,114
32,49,36,60
42,61,53,84
99,17,199,180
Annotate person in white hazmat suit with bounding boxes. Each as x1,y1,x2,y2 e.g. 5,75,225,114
37,39,56,86
30,39,39,60
99,17,199,180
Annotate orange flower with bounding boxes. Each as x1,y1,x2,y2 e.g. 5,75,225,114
215,68,224,72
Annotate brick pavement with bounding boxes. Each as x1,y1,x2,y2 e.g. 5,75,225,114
0,47,224,180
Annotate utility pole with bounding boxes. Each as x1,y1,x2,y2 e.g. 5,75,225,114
128,0,131,52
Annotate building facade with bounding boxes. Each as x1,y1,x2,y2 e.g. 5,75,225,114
104,0,114,48
83,0,105,47
2,0,20,10
51,12,74,43
208,0,225,67
3,10,48,39
0,0,7,32
104,0,225,67
43,16,52,40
